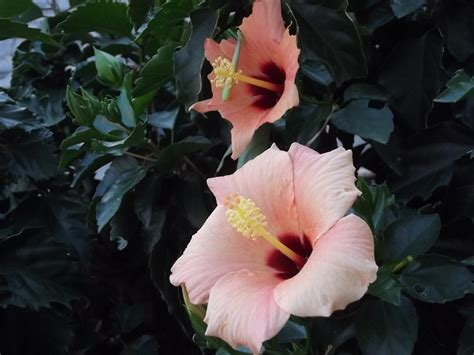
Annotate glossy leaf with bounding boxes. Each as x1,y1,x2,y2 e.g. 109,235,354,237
356,298,418,355
331,99,394,143
400,255,474,303
382,214,441,262
174,7,218,108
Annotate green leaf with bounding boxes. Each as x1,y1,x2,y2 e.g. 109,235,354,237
127,0,153,30
285,102,333,145
291,2,367,85
118,73,136,127
382,214,441,262
331,99,394,144
0,19,59,46
390,0,425,18
96,164,148,231
0,0,37,18
174,7,218,108
434,69,474,103
148,105,179,130
133,44,176,96
368,265,402,306
155,136,211,170
59,0,132,36
137,0,195,41
94,48,124,89
343,83,388,102
352,178,395,232
399,255,474,303
71,153,113,187
237,124,271,168
379,31,446,130
356,298,418,355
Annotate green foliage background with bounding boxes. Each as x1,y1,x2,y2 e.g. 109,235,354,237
0,0,473,354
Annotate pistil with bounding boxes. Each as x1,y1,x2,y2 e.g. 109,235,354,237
224,193,306,268
212,57,283,95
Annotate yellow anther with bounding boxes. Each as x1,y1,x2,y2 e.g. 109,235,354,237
224,193,306,268
224,193,267,240
211,57,239,89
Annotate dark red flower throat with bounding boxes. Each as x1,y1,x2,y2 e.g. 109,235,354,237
248,62,286,110
267,235,312,280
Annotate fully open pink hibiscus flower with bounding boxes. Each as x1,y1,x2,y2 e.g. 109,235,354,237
170,143,378,353
191,0,300,159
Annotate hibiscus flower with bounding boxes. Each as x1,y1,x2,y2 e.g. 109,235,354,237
191,0,300,159
170,143,378,354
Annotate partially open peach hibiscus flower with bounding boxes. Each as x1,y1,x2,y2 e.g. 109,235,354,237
170,143,378,354
191,0,300,159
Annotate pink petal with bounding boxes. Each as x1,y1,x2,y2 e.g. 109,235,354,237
289,144,360,242
170,206,274,304
240,0,285,55
205,270,289,354
207,144,300,238
274,215,378,317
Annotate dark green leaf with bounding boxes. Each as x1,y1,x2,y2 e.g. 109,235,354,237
0,232,80,310
175,7,218,108
379,31,446,130
0,19,59,46
0,0,36,18
155,136,211,170
179,175,208,228
6,129,57,180
275,321,307,343
137,0,194,41
434,69,474,103
59,0,132,36
127,0,153,30
331,99,394,143
390,0,425,18
390,123,474,201
356,298,418,355
148,105,179,130
96,165,148,231
438,1,474,61
133,44,176,96
343,83,388,102
237,124,271,168
352,178,395,232
382,214,441,262
71,153,113,187
368,265,402,306
291,1,367,85
400,255,474,303
285,103,333,145
118,74,136,127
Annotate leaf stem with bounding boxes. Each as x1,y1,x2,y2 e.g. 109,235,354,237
125,151,157,162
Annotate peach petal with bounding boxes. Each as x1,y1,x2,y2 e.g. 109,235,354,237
170,206,273,304
288,144,361,242
274,214,378,317
205,270,290,354
207,144,300,238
